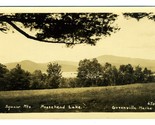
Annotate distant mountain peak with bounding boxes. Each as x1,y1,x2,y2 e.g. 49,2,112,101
97,55,155,61
96,55,155,71
20,60,36,63
4,55,155,73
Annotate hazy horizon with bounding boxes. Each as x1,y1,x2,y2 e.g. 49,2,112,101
3,54,155,64
5,54,155,75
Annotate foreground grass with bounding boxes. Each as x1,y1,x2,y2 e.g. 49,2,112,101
0,83,155,112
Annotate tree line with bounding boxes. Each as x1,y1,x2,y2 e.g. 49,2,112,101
77,59,155,87
0,58,155,91
0,63,62,91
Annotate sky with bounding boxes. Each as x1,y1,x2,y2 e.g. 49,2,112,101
0,11,155,63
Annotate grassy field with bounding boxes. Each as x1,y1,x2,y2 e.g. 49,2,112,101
0,83,155,112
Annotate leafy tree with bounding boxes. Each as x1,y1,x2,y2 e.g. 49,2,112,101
133,65,144,83
123,12,155,22
0,63,9,90
30,70,47,89
7,64,31,90
46,63,62,88
118,64,134,85
0,12,155,46
143,67,154,83
77,58,103,87
123,13,152,21
0,13,118,46
102,63,118,86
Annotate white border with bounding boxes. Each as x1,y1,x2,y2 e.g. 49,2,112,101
0,0,155,6
1,120,155,125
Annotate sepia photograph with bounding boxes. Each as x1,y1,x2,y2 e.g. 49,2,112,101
0,7,155,118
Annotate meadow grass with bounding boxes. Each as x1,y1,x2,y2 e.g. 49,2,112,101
0,83,155,112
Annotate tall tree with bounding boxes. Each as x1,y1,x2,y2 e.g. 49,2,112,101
46,63,62,88
143,67,154,83
77,58,103,87
133,65,144,83
0,63,9,90
102,63,118,86
118,64,134,84
7,64,31,90
30,70,47,89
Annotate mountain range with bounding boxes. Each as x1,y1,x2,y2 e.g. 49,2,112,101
5,55,155,73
